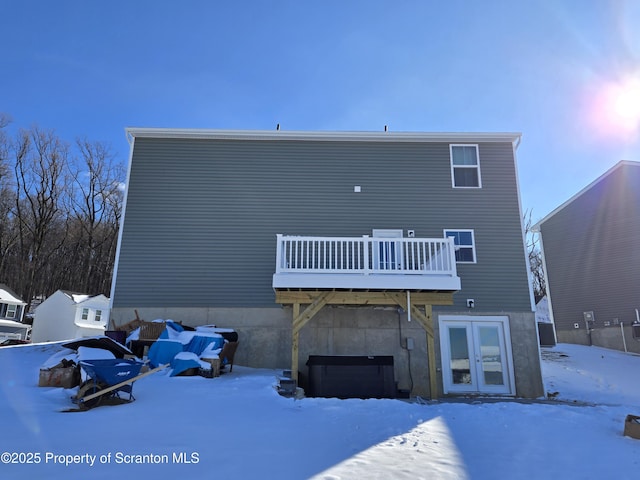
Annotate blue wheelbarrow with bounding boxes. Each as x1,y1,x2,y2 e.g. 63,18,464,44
73,359,167,410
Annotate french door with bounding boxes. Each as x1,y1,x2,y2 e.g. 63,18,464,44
439,316,514,395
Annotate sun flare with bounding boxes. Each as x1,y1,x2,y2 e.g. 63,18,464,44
591,74,640,140
609,78,640,124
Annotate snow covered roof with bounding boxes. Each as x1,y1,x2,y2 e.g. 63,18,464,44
0,284,26,305
0,319,30,330
60,290,108,305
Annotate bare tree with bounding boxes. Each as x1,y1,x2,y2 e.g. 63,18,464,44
69,139,124,293
0,114,18,277
12,127,70,309
523,208,546,299
0,118,125,310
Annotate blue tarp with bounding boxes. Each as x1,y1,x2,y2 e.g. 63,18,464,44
149,324,225,375
158,320,184,339
147,340,184,369
170,354,202,377
185,335,224,355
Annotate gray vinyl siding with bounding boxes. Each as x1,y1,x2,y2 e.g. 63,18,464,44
113,137,531,310
539,163,640,330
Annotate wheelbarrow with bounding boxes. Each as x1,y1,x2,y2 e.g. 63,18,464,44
73,359,167,410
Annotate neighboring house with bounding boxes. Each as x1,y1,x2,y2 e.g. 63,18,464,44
110,128,543,399
0,284,26,322
534,160,640,353
0,284,29,341
31,290,110,343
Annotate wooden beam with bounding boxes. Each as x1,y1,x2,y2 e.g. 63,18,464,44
382,292,434,337
291,303,300,383
292,291,334,334
276,290,454,306
425,304,438,400
290,292,333,385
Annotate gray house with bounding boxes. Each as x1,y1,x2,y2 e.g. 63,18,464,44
110,129,543,399
534,160,640,353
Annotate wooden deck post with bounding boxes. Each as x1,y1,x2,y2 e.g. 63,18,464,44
425,304,438,400
291,303,300,383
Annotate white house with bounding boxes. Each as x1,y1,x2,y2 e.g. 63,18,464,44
31,290,110,343
0,284,30,342
0,284,26,322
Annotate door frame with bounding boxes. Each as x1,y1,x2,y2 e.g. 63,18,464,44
372,229,403,271
438,315,516,396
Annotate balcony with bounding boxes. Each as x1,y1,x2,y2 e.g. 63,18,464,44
273,234,461,291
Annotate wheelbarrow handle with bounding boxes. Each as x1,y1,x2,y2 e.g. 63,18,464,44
79,363,169,404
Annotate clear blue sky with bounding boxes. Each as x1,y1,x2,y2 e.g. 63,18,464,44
2,1,639,220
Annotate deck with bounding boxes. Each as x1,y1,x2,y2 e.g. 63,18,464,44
272,234,461,292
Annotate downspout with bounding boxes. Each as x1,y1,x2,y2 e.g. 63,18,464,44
406,290,411,322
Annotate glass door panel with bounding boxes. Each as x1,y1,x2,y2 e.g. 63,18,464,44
477,326,505,386
448,326,473,386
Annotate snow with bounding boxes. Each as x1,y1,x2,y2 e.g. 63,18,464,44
1,342,639,479
70,294,91,304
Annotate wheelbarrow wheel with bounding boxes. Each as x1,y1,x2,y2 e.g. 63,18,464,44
76,380,108,410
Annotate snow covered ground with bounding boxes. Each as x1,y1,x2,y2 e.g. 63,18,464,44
1,342,639,480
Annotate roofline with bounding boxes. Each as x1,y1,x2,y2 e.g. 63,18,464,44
533,160,640,231
125,128,522,146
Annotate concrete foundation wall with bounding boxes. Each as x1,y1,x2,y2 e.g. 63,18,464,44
557,327,640,354
111,306,543,398
506,312,544,398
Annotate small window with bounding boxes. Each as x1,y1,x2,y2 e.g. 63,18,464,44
444,229,476,263
6,304,17,319
81,308,89,321
95,310,102,322
450,144,481,188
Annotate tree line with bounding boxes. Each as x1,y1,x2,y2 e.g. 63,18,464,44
0,114,124,312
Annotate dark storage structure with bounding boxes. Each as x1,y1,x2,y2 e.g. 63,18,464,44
306,355,396,399
537,323,556,347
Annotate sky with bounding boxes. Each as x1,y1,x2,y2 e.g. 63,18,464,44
2,0,640,220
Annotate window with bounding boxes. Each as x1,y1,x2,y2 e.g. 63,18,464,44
95,310,102,322
450,144,481,188
81,308,89,321
6,304,17,319
444,229,476,263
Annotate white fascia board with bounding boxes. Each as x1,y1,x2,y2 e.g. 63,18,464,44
272,273,461,291
125,128,521,145
532,160,640,231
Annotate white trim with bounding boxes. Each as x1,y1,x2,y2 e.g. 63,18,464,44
110,133,136,309
272,272,461,291
533,160,640,231
512,141,537,313
438,315,516,396
443,229,477,264
126,128,521,145
450,144,482,189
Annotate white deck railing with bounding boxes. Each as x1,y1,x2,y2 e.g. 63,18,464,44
275,234,458,277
